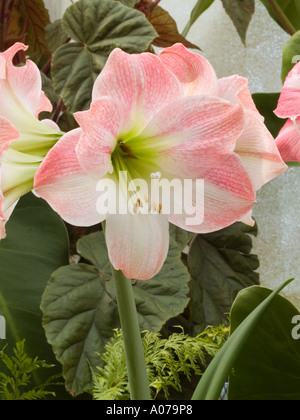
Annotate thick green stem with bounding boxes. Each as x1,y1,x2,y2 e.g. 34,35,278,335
112,268,151,400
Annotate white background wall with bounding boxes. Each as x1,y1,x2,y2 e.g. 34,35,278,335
44,0,300,307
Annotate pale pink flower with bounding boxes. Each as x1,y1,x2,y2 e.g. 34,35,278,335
34,44,286,280
275,62,300,163
0,43,63,238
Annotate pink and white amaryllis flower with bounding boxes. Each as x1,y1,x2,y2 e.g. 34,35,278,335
275,62,300,163
0,43,63,238
34,43,286,280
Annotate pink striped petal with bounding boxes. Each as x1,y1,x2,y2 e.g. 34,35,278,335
105,213,169,280
169,154,256,233
0,43,51,120
275,118,300,163
0,117,19,157
158,43,218,97
92,48,183,131
137,96,244,177
35,91,53,117
275,62,300,119
74,97,128,178
34,128,103,226
235,109,287,189
218,75,258,112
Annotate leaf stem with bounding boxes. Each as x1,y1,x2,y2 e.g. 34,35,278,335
112,268,151,400
52,98,65,124
266,0,296,35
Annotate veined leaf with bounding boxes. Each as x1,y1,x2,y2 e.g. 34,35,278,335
8,0,51,60
188,222,259,333
221,0,255,45
52,0,157,112
115,0,136,6
45,20,68,54
148,6,200,49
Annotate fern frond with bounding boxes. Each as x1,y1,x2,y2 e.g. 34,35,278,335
92,325,229,400
0,340,60,401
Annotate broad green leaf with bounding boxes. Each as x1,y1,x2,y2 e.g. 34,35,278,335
228,287,300,400
41,231,190,395
221,0,255,45
260,0,299,35
182,0,215,37
45,20,68,54
192,279,294,400
0,193,69,385
8,0,51,60
115,0,136,6
148,6,200,50
169,224,194,251
40,73,61,120
52,0,157,112
281,30,300,83
188,223,259,333
252,93,286,137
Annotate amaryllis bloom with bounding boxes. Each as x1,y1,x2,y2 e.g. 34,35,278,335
34,43,286,280
275,62,300,163
0,43,63,237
